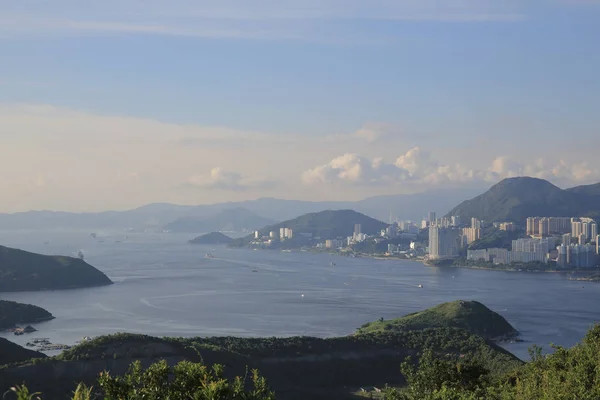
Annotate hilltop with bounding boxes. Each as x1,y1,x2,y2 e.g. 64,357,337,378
0,300,54,329
0,245,113,292
446,177,600,222
231,209,387,249
357,300,518,340
165,207,275,233
189,232,234,245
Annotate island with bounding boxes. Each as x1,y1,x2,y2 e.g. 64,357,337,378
356,300,519,340
189,232,234,245
229,209,388,250
0,300,54,330
0,245,113,292
0,300,521,399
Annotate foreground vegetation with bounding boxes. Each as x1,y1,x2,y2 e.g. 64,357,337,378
8,324,600,399
386,324,600,400
9,359,274,400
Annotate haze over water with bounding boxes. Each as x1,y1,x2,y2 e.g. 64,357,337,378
1,229,599,360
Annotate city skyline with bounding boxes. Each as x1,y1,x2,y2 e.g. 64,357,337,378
1,1,600,212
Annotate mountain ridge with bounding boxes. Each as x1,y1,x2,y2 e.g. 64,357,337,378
0,187,483,230
446,177,600,222
164,207,275,233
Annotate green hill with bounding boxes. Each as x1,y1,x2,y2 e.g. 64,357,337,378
231,209,387,248
1,327,520,399
0,245,113,292
189,232,234,245
0,338,46,365
0,300,54,329
446,177,600,222
357,300,518,340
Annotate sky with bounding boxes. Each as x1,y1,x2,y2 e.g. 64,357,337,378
0,0,599,213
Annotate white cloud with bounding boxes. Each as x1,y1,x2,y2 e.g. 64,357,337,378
302,153,410,185
0,102,598,212
303,149,600,189
186,167,277,191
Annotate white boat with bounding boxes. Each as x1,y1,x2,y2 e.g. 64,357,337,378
204,253,215,259
417,284,423,288
330,262,336,266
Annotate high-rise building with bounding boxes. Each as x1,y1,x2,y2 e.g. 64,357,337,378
461,227,481,244
428,212,436,223
597,235,600,255
591,222,598,242
254,231,260,239
548,217,571,234
451,216,461,227
539,218,550,237
429,227,460,259
557,244,568,268
562,233,572,247
471,218,482,229
579,233,587,245
499,222,516,232
527,217,541,236
572,219,583,238
354,224,362,236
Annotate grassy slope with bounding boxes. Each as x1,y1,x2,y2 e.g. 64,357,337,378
0,338,46,365
357,300,518,340
0,245,113,292
0,300,54,329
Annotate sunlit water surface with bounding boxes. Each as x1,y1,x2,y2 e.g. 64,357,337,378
1,229,599,360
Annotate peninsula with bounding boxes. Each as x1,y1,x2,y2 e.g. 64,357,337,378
0,245,113,292
0,300,54,330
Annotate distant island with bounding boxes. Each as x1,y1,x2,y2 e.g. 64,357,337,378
0,245,113,292
165,207,275,233
0,300,54,330
230,209,388,250
357,300,519,340
189,232,234,245
0,300,520,399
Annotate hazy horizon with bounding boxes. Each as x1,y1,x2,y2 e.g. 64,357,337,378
1,1,599,213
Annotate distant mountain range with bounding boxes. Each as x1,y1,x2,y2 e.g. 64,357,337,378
164,207,275,233
0,188,482,230
446,177,600,223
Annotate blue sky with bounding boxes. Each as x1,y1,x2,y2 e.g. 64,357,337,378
0,1,599,212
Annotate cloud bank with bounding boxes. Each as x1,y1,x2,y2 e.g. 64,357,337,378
302,148,600,189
